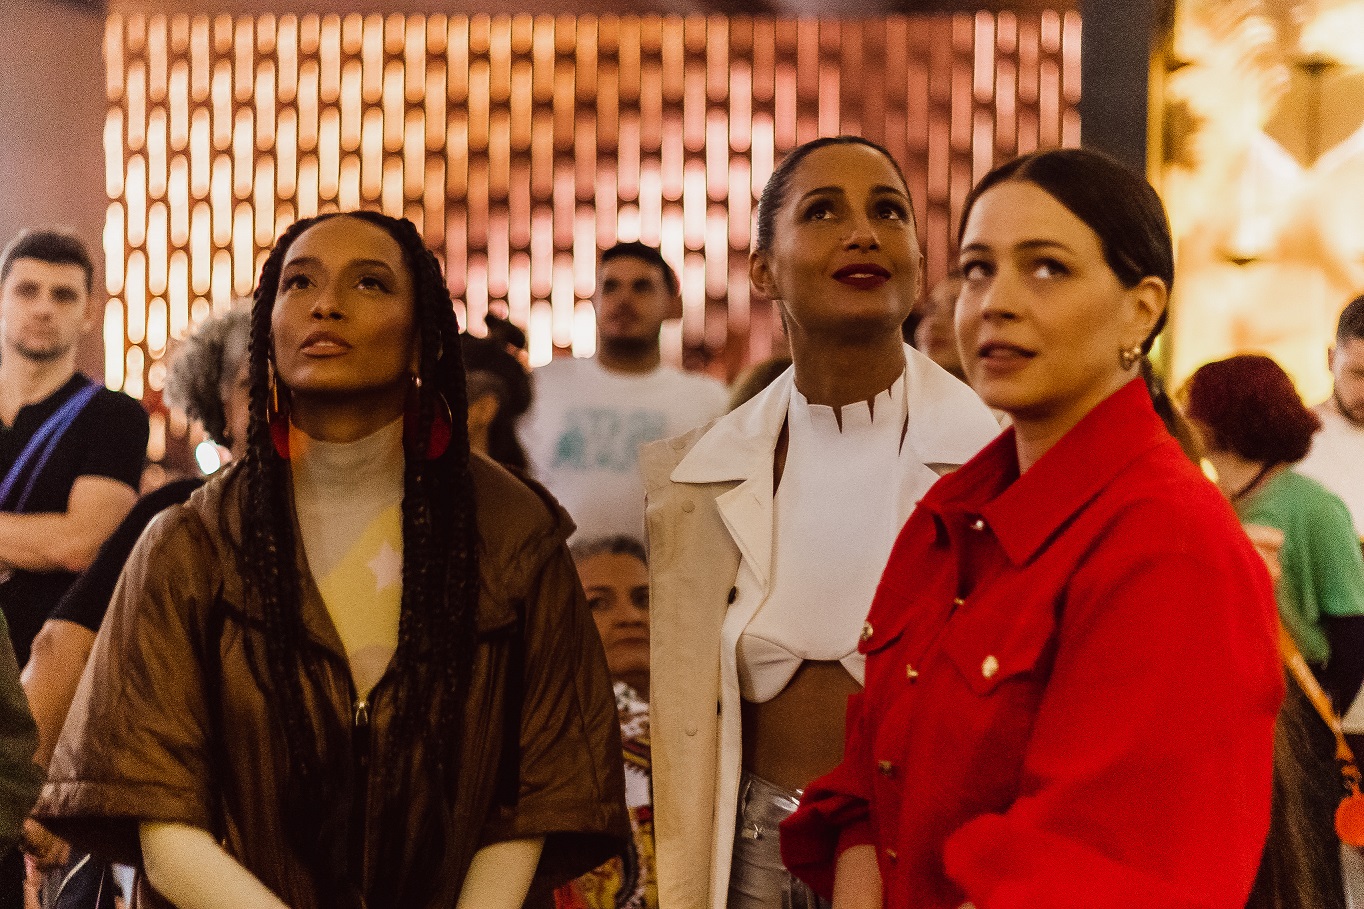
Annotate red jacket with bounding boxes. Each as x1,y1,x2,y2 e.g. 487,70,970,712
781,379,1283,909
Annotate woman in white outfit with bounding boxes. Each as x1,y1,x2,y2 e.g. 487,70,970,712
641,136,1000,909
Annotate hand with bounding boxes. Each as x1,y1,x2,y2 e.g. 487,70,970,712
1243,523,1284,585
21,818,71,871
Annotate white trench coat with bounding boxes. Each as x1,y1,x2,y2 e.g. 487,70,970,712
641,345,1001,909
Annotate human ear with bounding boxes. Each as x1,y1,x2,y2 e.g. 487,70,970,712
749,250,778,303
1125,276,1168,347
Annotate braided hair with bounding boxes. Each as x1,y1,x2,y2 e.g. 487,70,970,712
238,211,478,908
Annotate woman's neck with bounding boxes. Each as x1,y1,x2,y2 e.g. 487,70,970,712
289,388,405,443
789,332,905,409
1008,373,1133,473
1206,450,1281,502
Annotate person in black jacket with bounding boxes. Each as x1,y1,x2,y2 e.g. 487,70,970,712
22,307,250,908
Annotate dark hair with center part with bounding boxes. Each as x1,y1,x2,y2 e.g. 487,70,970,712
755,136,914,252
600,241,679,295
958,148,1174,353
0,229,95,294
240,211,477,909
1184,354,1320,465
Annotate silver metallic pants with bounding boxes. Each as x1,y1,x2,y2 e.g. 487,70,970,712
727,771,832,909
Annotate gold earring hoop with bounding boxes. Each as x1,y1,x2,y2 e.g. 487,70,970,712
1118,344,1143,371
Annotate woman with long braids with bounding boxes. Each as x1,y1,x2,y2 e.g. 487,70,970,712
34,212,628,909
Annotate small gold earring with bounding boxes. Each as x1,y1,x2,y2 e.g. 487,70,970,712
1118,344,1143,370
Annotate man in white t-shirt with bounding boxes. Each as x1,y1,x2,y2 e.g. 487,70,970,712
521,242,728,541
1299,295,1364,533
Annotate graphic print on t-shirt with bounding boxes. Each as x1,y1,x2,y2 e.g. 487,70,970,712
313,502,403,697
553,408,668,474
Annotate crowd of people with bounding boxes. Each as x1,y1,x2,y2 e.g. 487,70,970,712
0,137,1359,909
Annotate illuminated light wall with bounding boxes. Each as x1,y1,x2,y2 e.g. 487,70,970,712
1158,0,1364,403
104,10,1080,461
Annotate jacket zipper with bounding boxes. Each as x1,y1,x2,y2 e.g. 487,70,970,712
351,694,372,894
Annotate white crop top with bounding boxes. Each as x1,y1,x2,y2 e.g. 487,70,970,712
736,375,910,703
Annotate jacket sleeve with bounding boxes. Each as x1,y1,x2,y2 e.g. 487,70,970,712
779,687,876,900
0,611,40,857
942,500,1284,909
478,533,630,893
33,506,219,866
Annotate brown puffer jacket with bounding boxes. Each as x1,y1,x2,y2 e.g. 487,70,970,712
35,453,628,908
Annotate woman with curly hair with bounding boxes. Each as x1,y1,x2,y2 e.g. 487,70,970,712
1186,353,1364,909
34,212,628,909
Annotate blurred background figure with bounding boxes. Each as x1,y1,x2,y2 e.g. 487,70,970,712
21,306,251,909
1185,353,1364,909
460,333,533,472
484,313,529,362
912,272,965,380
1299,295,1364,534
556,535,654,909
520,242,728,543
726,356,792,413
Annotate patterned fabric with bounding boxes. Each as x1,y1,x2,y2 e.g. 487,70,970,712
556,683,655,909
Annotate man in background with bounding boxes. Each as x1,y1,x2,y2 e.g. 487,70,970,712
1299,294,1364,533
521,242,727,541
0,230,148,907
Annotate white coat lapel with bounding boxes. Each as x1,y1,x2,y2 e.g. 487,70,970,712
670,368,792,588
715,479,772,587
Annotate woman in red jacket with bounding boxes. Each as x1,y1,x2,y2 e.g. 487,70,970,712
781,148,1284,909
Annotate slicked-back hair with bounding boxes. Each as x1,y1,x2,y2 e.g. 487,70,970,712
0,229,94,293
1338,295,1364,344
600,241,679,295
958,147,1174,353
755,135,914,252
239,211,477,908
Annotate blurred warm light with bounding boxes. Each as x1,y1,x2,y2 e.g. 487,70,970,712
528,301,553,368
1159,0,1364,404
147,297,168,356
572,300,597,359
125,253,146,344
104,204,125,295
108,9,1078,459
104,301,125,391
125,347,145,400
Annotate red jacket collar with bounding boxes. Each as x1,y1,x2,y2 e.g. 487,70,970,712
921,378,1175,566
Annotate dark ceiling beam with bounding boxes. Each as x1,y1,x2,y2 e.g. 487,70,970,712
1078,0,1154,173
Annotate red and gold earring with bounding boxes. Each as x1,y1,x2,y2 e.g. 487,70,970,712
267,363,291,459
403,372,453,460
